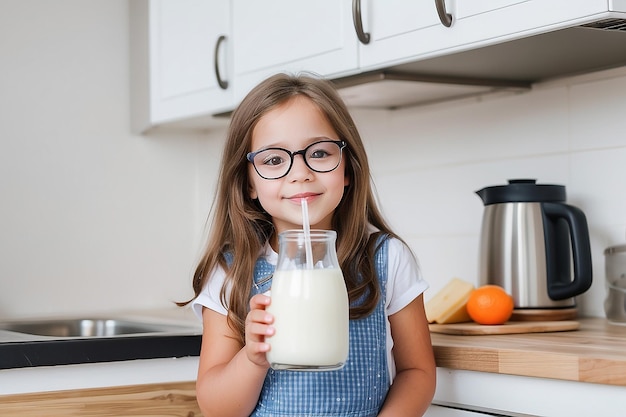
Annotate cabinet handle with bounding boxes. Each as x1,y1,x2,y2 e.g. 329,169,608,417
214,35,229,90
352,0,370,44
435,0,453,27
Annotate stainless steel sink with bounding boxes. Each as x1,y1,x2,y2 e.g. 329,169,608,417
0,318,200,338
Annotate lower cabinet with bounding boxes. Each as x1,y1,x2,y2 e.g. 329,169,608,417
434,368,626,417
0,381,201,417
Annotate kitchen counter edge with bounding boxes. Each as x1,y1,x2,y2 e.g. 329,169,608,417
430,317,626,387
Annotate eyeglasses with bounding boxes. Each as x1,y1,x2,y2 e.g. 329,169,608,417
247,140,347,180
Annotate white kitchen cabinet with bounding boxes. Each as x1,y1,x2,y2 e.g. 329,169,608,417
360,0,625,71
448,0,622,51
233,0,626,100
232,0,358,103
130,0,233,133
232,0,458,99
231,0,458,101
434,368,626,417
356,0,534,70
131,0,626,130
357,0,449,69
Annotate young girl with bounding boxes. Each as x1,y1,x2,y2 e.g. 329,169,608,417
184,73,436,416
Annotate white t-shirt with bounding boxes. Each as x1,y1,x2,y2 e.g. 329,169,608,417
191,237,428,379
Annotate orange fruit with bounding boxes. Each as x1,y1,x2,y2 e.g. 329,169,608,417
466,285,514,325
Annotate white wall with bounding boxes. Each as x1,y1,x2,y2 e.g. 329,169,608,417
0,1,212,319
350,69,626,318
1,1,624,320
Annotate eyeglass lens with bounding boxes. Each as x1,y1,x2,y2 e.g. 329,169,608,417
250,141,344,179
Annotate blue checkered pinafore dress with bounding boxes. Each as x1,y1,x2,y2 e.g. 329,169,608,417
249,237,390,417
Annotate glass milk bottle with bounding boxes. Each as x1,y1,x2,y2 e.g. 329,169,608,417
266,229,349,371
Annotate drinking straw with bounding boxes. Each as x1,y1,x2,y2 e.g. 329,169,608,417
301,198,314,269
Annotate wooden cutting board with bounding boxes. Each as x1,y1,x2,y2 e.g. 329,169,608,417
429,320,579,335
510,308,577,321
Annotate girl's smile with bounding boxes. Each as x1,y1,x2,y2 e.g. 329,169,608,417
285,193,320,204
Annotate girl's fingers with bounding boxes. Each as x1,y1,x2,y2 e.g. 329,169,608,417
246,310,275,344
245,297,274,366
249,293,271,310
248,308,274,325
247,294,274,338
245,297,274,341
247,320,275,338
251,341,271,353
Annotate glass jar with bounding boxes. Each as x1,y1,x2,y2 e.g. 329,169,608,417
266,229,349,370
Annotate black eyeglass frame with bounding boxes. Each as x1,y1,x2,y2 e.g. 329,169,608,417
246,140,347,180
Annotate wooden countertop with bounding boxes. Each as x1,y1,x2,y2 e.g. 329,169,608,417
430,318,626,386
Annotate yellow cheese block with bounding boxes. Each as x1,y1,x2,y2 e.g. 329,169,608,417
425,278,474,324
437,300,472,324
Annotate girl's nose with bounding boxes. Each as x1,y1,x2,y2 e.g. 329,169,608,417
288,154,313,181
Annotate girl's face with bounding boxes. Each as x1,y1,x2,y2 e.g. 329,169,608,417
248,96,349,237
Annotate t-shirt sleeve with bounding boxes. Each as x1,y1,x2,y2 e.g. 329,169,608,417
385,238,429,315
190,265,229,320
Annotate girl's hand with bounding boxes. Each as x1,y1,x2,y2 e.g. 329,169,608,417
245,293,275,367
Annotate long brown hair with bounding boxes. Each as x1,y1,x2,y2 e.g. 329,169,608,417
180,73,399,344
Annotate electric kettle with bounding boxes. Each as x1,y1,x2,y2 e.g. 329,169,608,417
476,179,592,309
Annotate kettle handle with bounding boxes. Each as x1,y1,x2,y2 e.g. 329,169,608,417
542,202,593,300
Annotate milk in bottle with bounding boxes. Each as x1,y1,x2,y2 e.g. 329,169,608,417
266,230,349,370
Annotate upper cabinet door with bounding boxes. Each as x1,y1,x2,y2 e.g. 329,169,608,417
131,0,233,133
233,0,358,102
357,0,444,70
359,0,622,72
432,0,622,57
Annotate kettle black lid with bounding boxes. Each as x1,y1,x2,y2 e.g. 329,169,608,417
476,179,566,205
